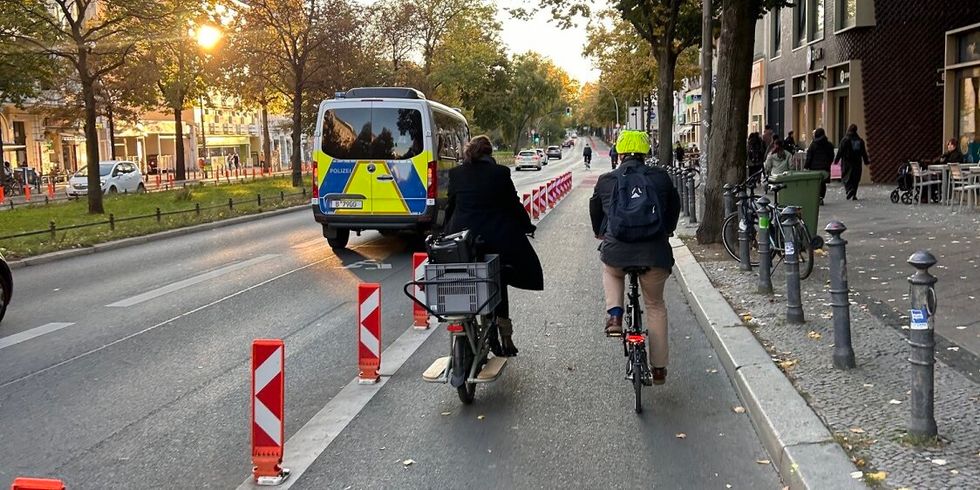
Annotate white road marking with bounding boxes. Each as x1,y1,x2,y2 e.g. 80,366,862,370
0,323,75,350
106,254,279,307
236,324,438,490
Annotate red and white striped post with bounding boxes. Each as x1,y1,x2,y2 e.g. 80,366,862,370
251,339,289,485
537,185,547,215
412,253,429,329
530,187,540,219
358,283,381,384
523,193,531,216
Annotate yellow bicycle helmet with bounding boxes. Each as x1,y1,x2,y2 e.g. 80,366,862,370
615,130,651,155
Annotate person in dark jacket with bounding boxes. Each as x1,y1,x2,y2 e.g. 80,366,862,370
673,141,685,167
784,131,797,153
804,128,835,204
589,130,681,385
834,124,871,200
609,145,619,169
937,138,964,165
445,135,542,356
746,132,766,183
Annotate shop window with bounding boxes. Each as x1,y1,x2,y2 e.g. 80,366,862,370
958,29,980,64
956,71,979,159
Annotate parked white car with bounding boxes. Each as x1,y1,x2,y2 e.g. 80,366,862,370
514,150,542,171
66,161,145,196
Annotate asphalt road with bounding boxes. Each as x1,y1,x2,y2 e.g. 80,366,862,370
0,139,779,488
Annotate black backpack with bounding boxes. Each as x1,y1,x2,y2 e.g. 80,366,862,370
606,165,665,243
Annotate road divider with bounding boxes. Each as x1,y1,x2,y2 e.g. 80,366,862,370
10,478,65,489
358,283,381,384
412,253,429,329
523,193,531,216
251,339,290,485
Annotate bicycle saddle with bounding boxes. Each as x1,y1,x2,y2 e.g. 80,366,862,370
768,183,787,193
623,266,651,274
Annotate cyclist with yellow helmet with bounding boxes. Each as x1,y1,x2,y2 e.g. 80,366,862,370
589,130,681,385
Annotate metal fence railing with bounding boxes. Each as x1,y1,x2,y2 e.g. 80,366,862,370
0,188,308,243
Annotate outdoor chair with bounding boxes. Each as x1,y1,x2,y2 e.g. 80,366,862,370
949,164,974,207
910,163,941,205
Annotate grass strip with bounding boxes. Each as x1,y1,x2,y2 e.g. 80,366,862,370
0,177,308,259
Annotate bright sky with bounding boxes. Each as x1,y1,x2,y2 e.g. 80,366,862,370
496,1,599,84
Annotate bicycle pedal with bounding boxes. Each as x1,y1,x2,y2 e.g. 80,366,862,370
422,356,450,384
472,356,507,383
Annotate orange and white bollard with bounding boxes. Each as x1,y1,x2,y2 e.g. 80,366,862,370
251,339,290,485
11,477,65,489
537,185,546,215
24,185,31,201
530,188,540,220
47,182,55,198
412,253,429,329
358,283,381,384
0,186,5,205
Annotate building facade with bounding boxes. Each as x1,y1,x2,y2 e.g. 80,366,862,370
944,22,980,162
758,0,980,181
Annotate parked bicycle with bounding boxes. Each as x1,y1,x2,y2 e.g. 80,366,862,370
721,173,818,280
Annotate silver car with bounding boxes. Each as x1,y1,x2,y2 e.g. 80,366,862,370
66,160,146,196
514,150,542,171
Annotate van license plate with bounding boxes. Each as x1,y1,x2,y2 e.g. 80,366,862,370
330,200,362,209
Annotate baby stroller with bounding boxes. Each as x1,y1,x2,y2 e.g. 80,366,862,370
890,162,914,204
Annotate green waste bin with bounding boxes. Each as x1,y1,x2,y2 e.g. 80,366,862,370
769,170,826,240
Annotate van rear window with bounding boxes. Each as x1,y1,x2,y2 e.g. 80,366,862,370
321,107,424,160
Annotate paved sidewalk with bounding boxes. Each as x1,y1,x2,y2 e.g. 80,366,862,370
677,210,980,489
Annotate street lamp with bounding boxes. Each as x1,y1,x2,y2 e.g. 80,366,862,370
595,83,621,128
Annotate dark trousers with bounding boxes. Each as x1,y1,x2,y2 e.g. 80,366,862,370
495,282,509,319
843,162,862,199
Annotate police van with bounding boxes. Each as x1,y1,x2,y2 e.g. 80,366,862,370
311,87,470,249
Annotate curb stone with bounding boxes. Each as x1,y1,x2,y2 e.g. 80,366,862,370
7,204,308,269
670,237,862,490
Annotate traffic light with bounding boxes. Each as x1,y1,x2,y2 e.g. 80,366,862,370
565,106,572,117
533,132,540,144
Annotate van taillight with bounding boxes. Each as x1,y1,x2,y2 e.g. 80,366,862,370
427,161,437,200
312,166,318,199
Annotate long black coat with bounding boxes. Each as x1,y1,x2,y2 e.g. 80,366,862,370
804,135,835,172
445,156,544,291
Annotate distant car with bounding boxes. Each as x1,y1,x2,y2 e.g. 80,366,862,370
66,160,146,196
0,250,10,323
561,140,573,148
535,148,548,165
546,145,562,159
514,150,542,171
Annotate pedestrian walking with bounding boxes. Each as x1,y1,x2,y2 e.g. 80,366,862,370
804,128,835,204
747,132,766,182
674,141,685,167
765,139,791,178
609,145,619,169
834,124,871,200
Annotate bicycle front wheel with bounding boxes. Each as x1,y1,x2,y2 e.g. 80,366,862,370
631,349,644,414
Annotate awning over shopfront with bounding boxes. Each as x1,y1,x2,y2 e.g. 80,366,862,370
206,135,249,147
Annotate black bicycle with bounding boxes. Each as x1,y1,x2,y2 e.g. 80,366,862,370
621,267,652,413
721,176,817,280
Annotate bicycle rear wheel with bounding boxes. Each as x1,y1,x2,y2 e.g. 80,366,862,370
631,348,644,413
452,336,476,404
796,224,815,280
722,213,762,266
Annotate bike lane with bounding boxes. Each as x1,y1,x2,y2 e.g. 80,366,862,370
289,171,781,488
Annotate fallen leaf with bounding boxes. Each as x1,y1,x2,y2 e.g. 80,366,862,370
951,469,959,475
777,359,799,370
931,459,947,466
732,406,746,414
807,331,822,340
849,427,866,434
402,459,415,466
756,459,771,465
865,471,887,482
440,411,452,416
675,433,687,439
477,415,486,420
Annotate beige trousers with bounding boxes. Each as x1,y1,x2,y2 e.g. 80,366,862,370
602,265,670,368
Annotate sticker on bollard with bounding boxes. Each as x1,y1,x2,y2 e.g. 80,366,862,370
412,254,429,329
909,309,929,330
358,283,381,384
784,241,795,256
251,339,290,486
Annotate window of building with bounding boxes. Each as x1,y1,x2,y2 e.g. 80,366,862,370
958,29,980,64
771,9,782,58
955,69,979,159
767,82,786,137
794,1,807,48
811,0,824,40
840,0,857,30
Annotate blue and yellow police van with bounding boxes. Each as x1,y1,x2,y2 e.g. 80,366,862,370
311,87,470,249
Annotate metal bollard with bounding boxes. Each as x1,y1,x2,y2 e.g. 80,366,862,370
756,197,773,294
826,221,856,369
723,184,735,216
680,170,690,217
780,207,805,324
737,188,752,271
907,251,938,439
687,171,698,224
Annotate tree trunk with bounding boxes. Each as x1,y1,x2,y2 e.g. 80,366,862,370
108,104,117,160
79,54,104,214
290,75,303,187
173,104,186,181
696,0,757,244
700,0,713,165
656,49,677,167
261,100,272,170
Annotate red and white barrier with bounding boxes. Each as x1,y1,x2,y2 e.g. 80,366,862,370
23,186,31,201
523,193,531,216
10,478,65,490
537,185,546,215
412,254,429,329
358,283,381,384
530,187,540,219
251,339,289,485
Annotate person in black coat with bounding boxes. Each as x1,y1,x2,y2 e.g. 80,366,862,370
445,135,543,356
834,124,871,200
804,128,835,204
937,138,964,165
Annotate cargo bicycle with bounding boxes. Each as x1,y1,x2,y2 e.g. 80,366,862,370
403,232,507,404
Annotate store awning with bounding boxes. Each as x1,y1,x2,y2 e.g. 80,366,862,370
206,135,250,147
